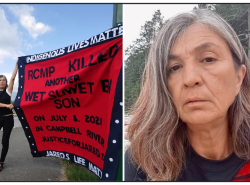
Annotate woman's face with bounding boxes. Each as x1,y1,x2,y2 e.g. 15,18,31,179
167,24,246,127
0,77,7,90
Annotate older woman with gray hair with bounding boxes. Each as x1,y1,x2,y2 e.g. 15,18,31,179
125,9,250,181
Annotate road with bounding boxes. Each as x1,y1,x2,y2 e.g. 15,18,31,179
0,115,64,181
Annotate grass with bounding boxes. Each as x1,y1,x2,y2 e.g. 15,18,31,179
61,159,100,181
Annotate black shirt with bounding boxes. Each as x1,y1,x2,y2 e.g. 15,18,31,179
125,149,147,181
125,147,247,181
0,89,13,117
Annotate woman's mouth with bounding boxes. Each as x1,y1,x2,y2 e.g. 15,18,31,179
184,98,208,106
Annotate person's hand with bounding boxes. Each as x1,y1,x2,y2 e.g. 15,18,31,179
6,104,14,110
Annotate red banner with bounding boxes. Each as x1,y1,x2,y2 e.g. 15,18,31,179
14,25,123,180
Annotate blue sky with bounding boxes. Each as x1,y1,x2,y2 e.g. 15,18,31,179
0,4,113,99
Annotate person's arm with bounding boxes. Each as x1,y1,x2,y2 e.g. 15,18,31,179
0,103,14,109
7,58,19,95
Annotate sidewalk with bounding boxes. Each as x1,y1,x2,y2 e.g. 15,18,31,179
0,127,64,181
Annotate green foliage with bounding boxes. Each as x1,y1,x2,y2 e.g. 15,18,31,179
61,159,100,181
198,4,250,54
125,10,164,111
125,51,145,112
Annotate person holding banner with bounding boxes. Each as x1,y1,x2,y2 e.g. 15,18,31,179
0,59,18,171
125,9,250,181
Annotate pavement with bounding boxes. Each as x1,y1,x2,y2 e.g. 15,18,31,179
0,115,65,181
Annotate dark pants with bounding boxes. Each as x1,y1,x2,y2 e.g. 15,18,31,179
0,116,14,162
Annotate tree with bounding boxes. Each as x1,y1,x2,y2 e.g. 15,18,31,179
125,10,164,112
198,4,250,55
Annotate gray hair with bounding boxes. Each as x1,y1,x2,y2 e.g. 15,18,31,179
128,9,250,181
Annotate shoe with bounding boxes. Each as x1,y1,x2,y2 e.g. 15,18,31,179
0,162,4,172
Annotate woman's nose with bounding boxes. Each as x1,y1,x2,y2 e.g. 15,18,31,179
182,64,203,88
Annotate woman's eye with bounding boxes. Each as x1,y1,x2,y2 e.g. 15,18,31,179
169,65,181,73
202,57,215,63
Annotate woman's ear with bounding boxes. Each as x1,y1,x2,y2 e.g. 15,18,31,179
236,64,246,94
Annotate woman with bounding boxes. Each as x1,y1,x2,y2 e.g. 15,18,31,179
0,59,18,171
125,9,250,181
